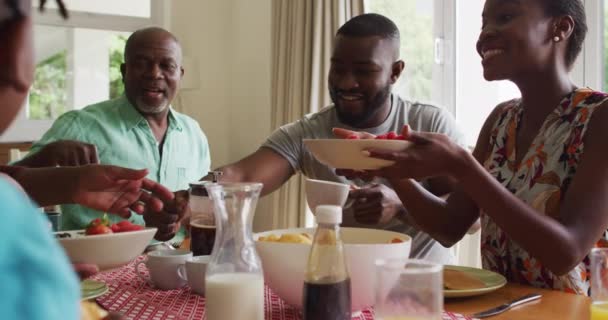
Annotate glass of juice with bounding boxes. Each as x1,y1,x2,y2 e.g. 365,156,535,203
591,248,608,320
374,258,443,320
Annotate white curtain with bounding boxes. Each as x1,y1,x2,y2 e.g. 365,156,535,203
269,0,364,229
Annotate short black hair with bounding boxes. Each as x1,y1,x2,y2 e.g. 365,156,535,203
336,13,399,40
541,0,587,68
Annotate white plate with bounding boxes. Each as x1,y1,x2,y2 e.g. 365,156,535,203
444,265,507,298
81,279,109,300
303,138,412,170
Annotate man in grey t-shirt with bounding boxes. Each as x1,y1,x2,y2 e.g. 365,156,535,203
212,14,467,264
263,93,465,264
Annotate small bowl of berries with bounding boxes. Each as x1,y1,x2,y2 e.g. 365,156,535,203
55,214,157,270
303,132,412,170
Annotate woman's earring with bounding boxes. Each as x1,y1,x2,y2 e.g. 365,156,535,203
553,36,561,42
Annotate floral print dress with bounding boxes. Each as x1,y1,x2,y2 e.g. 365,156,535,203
481,88,608,295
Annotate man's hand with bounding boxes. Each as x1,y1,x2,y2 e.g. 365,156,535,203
144,190,189,241
69,165,174,218
18,140,99,167
349,183,405,225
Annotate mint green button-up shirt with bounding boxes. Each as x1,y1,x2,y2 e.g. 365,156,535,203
28,95,211,238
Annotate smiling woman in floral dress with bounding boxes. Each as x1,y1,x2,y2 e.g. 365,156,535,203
336,0,608,295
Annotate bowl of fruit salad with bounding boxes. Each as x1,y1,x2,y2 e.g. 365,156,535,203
255,227,411,312
55,215,156,270
303,133,412,170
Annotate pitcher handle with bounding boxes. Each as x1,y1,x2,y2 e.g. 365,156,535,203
134,259,153,286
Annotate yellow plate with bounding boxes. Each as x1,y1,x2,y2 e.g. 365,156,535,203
444,265,507,298
81,279,109,301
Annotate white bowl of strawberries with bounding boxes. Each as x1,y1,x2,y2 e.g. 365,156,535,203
303,133,412,170
55,215,156,270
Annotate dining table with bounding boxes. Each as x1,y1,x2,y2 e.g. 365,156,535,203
178,239,592,319
89,239,590,320
445,283,590,319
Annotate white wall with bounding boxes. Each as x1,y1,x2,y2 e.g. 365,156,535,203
170,0,274,231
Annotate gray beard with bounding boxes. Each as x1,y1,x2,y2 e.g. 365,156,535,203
135,99,168,115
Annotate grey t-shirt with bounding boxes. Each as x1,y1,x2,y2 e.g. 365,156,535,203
262,94,466,264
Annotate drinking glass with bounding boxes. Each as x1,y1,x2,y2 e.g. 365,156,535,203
591,248,608,320
188,181,216,256
375,258,443,320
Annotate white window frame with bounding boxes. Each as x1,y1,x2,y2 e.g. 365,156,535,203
433,0,457,115
1,0,170,143
578,0,604,90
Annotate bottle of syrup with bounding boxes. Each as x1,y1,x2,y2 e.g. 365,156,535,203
303,205,351,320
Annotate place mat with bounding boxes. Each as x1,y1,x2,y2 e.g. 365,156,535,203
92,256,476,320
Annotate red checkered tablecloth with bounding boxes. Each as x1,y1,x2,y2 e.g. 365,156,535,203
91,256,476,320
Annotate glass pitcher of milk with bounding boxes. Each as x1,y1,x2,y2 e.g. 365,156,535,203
204,182,264,320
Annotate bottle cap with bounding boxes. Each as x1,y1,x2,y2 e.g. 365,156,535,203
315,205,342,224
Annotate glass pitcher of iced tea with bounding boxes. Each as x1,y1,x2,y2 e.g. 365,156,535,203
188,181,216,256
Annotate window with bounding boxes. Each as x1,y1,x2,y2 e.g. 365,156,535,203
42,0,151,18
1,0,168,142
366,1,608,146
454,0,519,146
365,0,456,114
367,0,518,146
562,0,602,95
604,2,608,90
29,26,128,121
562,1,606,104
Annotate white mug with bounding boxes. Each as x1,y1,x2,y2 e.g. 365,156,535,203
135,249,192,290
178,255,210,295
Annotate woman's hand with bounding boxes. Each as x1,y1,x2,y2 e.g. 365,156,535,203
69,165,175,218
332,128,376,180
367,126,470,181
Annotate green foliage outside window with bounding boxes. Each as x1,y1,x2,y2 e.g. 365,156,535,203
109,35,127,99
29,34,127,120
365,0,433,102
29,51,68,120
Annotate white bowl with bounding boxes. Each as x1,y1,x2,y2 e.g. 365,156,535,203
55,228,157,270
303,139,412,170
255,227,411,312
305,178,350,211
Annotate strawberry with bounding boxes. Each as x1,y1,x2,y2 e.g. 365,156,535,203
116,221,134,228
110,220,144,233
386,131,398,140
85,214,113,235
117,224,144,232
86,224,113,235
375,133,388,140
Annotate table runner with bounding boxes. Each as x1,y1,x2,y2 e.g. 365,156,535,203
92,256,476,320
